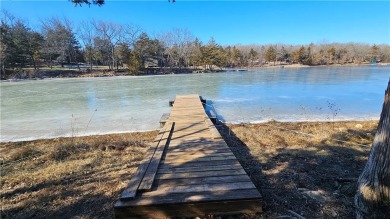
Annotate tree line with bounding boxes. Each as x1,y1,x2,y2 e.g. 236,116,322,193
1,12,390,79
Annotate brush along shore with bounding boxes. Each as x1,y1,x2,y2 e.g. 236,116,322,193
1,120,377,218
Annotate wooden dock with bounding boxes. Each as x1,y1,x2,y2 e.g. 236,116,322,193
115,94,262,218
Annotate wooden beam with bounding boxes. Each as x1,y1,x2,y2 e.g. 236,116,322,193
115,199,262,218
115,189,261,206
156,169,247,180
138,122,174,191
157,163,242,174
119,128,167,200
155,175,252,188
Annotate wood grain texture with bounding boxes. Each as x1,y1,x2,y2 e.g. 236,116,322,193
119,128,167,200
115,94,262,218
138,123,174,191
115,200,262,218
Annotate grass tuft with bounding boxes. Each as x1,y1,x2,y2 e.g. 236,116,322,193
49,142,79,161
8,146,41,162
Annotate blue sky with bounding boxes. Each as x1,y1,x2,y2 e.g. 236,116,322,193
1,1,389,45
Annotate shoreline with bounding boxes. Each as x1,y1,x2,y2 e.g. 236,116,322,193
1,119,377,218
2,63,389,81
237,62,390,70
0,119,378,143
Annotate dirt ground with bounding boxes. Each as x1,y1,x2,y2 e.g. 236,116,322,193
0,120,377,218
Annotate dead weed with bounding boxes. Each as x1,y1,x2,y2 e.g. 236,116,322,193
219,120,377,218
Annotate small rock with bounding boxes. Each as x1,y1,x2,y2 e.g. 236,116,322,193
355,124,363,129
299,189,327,203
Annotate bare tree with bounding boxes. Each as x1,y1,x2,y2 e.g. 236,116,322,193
121,23,142,49
380,46,390,63
92,20,122,70
78,20,96,70
355,79,390,218
157,28,195,68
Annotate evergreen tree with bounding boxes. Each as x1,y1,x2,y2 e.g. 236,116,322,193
0,19,44,75
116,42,131,68
292,46,307,64
41,18,81,68
189,38,203,68
200,38,226,70
0,22,15,77
127,51,141,74
265,46,276,65
302,46,313,65
327,47,336,64
370,44,380,62
93,37,111,66
279,46,290,63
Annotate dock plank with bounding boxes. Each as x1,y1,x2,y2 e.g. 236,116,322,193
138,123,174,191
116,189,261,206
158,163,242,174
115,200,261,218
119,128,166,200
155,175,252,188
145,182,256,196
156,169,247,180
115,94,262,218
159,158,240,168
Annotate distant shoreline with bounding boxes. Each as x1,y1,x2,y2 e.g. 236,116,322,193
2,63,389,81
242,62,390,69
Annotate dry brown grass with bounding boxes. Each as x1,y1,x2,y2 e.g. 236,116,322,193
0,131,157,219
218,120,378,218
0,120,378,218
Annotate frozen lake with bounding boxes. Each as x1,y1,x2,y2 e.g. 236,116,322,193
1,66,389,142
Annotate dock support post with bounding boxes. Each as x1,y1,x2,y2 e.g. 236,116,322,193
169,99,174,107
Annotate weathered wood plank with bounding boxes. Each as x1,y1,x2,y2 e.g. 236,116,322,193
115,188,261,206
159,158,240,168
164,152,235,161
165,151,234,158
155,175,252,188
167,140,227,147
159,113,170,128
119,128,167,200
147,182,256,196
167,147,230,153
205,117,222,139
115,199,262,218
168,142,226,146
156,169,247,180
167,148,231,155
167,143,229,151
158,163,242,174
116,94,262,218
161,155,237,163
138,123,174,191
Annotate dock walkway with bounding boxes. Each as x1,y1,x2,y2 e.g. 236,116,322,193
115,94,262,218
